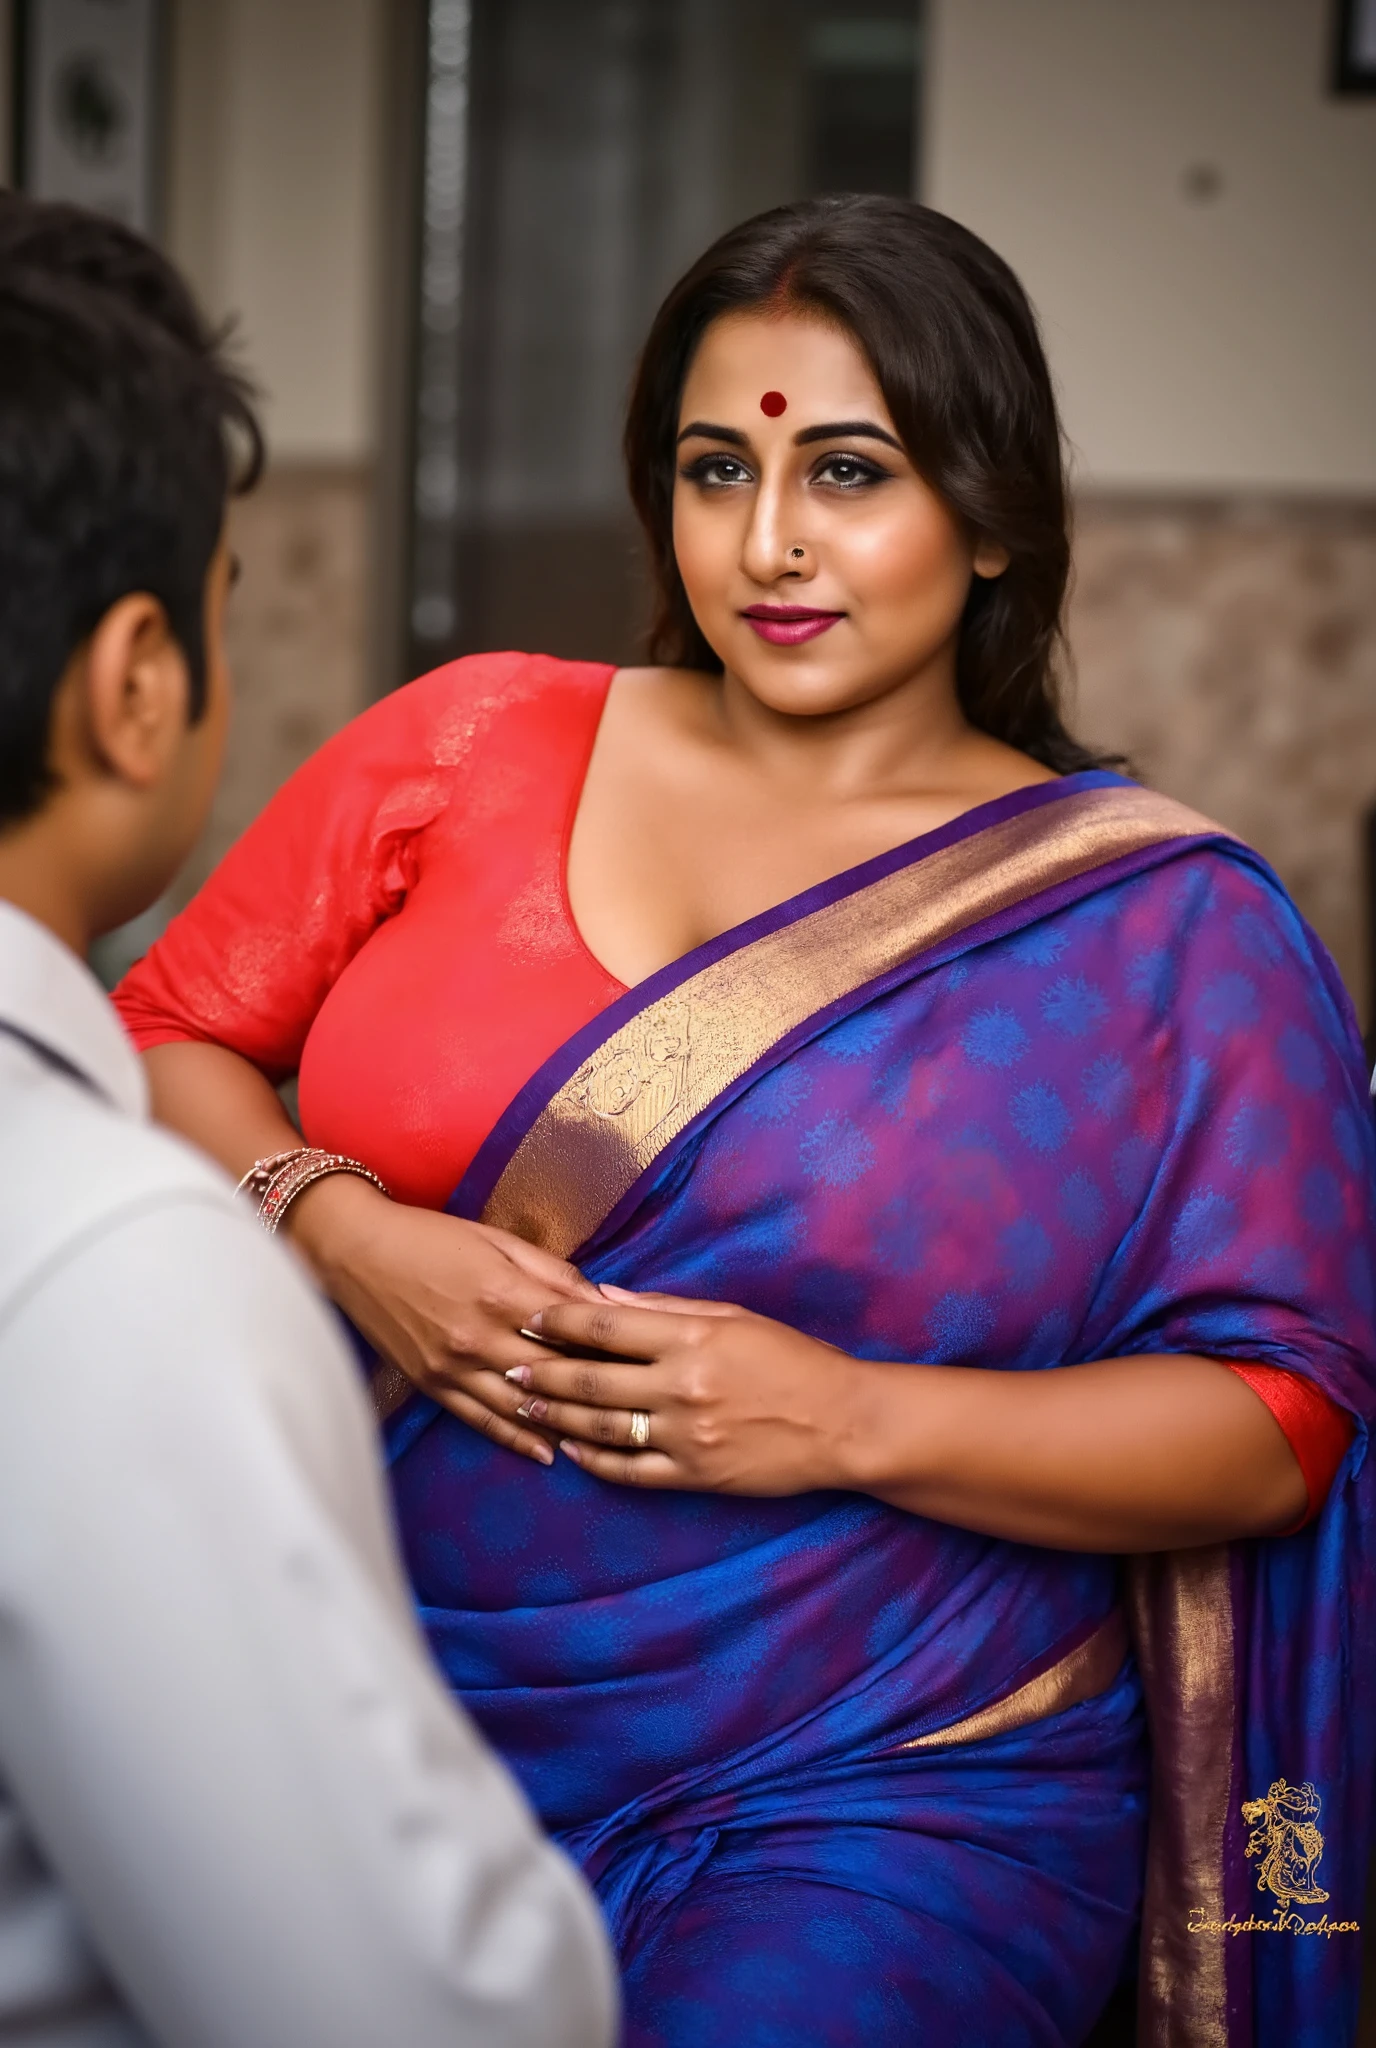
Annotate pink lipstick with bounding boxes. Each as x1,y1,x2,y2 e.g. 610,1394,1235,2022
741,604,844,645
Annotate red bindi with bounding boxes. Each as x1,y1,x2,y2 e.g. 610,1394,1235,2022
759,390,787,417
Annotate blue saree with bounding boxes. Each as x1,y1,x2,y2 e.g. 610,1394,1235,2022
373,773,1376,2046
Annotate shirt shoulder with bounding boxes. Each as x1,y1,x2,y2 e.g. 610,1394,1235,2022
0,1049,236,1319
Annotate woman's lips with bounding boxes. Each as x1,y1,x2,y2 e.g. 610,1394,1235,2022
741,605,844,645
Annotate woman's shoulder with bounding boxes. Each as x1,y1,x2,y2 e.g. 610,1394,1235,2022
315,650,616,781
1079,826,1366,1074
378,648,614,741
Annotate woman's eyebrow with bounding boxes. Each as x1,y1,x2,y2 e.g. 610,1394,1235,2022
794,419,904,451
676,419,750,447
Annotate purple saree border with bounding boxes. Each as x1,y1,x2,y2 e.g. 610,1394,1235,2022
449,769,1127,1225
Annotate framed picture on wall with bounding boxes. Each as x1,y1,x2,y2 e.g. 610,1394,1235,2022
11,0,164,231
1334,0,1376,92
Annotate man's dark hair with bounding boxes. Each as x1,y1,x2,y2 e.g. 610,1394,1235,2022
626,194,1114,775
0,195,263,827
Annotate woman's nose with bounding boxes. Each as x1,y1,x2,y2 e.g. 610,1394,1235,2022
739,479,812,585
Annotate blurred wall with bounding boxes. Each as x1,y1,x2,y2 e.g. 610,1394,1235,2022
0,4,10,179
928,0,1376,1012
166,0,381,463
7,1,1376,1011
162,0,385,904
926,0,1376,491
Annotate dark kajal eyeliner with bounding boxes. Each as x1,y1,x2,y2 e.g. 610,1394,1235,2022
680,450,890,489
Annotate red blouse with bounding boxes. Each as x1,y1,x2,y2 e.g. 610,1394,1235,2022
113,652,1352,1523
118,653,625,1208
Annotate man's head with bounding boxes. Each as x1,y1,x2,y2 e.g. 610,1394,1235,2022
0,195,262,946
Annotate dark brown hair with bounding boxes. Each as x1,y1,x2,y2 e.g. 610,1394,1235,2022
0,194,262,825
624,193,1109,775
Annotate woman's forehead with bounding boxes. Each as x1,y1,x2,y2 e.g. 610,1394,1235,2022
680,309,888,425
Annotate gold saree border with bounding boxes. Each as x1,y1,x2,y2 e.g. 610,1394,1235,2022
897,1606,1128,1751
480,783,1230,1260
1128,1549,1237,2048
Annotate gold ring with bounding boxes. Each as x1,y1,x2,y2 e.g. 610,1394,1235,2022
628,1409,651,1450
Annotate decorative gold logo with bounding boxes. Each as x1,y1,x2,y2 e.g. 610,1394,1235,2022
1242,1779,1329,1909
1186,1781,1360,1937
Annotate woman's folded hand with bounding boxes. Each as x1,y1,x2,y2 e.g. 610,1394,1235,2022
287,1173,601,1464
502,1287,869,1494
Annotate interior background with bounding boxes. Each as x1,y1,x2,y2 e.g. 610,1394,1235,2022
3,0,1375,1025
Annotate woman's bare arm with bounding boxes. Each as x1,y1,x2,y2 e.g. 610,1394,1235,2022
509,1297,1310,1550
143,1041,302,1182
843,1348,1308,1549
141,1041,600,1464
141,1041,399,1301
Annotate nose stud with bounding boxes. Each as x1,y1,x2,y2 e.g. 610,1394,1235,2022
789,547,805,560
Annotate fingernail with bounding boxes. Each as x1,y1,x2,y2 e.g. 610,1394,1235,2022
599,1283,639,1301
505,1365,531,1386
526,1310,545,1334
560,1440,583,1464
532,1442,555,1466
515,1398,548,1422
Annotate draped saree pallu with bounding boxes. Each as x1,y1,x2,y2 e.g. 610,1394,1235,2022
372,772,1376,2048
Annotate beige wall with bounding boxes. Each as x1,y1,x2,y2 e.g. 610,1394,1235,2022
160,0,388,913
6,0,382,460
166,0,384,463
925,0,1376,492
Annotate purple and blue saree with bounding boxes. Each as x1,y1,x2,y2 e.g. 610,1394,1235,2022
373,772,1376,2047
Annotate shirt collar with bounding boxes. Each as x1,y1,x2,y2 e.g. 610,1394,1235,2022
0,899,149,1118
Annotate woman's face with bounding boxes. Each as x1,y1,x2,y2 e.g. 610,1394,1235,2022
671,308,1007,718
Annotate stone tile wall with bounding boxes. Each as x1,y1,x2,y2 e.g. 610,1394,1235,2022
1068,495,1376,1024
174,462,375,907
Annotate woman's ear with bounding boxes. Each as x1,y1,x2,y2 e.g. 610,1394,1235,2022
81,594,191,789
972,536,1011,580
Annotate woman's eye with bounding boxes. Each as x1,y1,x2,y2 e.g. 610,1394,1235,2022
680,454,753,488
813,454,886,489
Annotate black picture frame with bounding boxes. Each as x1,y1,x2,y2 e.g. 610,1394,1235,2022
10,0,165,233
1333,0,1376,94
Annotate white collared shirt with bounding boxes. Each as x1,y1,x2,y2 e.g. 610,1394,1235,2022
0,900,615,2048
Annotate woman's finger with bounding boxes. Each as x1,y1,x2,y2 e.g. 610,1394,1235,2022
482,1226,601,1300
529,1300,689,1360
514,1393,659,1448
503,1357,656,1409
597,1283,738,1318
559,1440,682,1488
449,1324,592,1378
433,1382,556,1466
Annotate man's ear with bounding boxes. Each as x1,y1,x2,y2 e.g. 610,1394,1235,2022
81,594,191,788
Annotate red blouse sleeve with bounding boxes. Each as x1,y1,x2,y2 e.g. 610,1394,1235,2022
113,656,514,1079
1223,1362,1354,1529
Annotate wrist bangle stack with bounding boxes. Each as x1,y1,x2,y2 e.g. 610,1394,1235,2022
235,1146,389,1235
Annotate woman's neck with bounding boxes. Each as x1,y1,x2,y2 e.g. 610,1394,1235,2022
699,645,1014,805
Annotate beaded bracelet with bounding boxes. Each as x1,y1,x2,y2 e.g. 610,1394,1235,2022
237,1146,389,1235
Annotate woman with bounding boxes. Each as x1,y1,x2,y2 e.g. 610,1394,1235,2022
116,197,1376,2046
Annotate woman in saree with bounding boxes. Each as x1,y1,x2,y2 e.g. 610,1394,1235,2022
115,196,1376,2047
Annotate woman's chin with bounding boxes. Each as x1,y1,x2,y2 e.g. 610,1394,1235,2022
724,649,897,722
